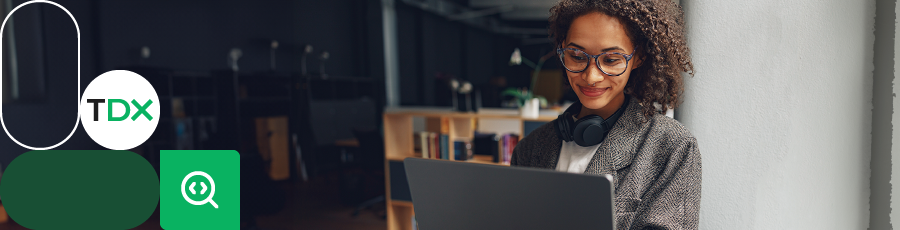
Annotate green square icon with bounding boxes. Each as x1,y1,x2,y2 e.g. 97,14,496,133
161,150,240,230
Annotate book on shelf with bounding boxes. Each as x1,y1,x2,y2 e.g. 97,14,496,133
473,132,518,164
430,132,438,159
418,132,430,158
503,133,519,164
414,132,422,155
495,135,502,163
440,134,449,160
414,131,442,160
493,133,519,164
414,131,473,161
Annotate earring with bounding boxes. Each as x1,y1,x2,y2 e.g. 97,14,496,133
591,82,596,87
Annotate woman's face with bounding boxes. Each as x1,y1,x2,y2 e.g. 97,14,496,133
563,12,640,117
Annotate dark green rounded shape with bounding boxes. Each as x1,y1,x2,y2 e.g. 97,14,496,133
0,150,159,230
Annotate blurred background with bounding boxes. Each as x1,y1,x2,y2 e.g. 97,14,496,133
0,0,894,230
0,0,571,229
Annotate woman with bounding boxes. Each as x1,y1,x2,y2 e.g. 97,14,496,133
510,0,699,229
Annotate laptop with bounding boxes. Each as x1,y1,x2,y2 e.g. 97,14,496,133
404,158,615,230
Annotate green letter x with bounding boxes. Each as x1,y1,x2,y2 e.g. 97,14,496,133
131,99,153,121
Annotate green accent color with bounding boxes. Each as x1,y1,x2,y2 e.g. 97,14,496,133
0,150,159,230
108,99,130,121
131,99,153,121
161,150,240,230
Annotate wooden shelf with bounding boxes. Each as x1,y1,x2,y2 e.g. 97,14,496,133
386,154,414,162
383,107,557,122
386,203,415,230
467,155,507,166
391,200,413,207
388,154,508,166
383,108,553,230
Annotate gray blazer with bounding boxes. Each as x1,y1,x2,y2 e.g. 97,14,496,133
511,97,701,230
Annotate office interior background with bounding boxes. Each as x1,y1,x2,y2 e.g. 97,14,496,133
0,0,893,229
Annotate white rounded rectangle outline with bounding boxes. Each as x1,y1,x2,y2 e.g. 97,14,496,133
0,0,81,150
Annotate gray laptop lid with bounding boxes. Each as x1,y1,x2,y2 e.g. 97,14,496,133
404,158,615,230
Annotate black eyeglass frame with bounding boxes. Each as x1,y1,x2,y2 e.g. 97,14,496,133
557,48,636,76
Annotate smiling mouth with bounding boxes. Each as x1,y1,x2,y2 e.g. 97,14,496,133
579,86,609,97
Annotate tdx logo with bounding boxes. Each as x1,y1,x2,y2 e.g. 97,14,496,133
81,70,160,150
85,99,154,121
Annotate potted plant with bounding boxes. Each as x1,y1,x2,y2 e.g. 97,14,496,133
502,48,554,118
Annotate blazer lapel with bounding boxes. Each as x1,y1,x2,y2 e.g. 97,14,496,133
541,125,563,169
583,97,649,176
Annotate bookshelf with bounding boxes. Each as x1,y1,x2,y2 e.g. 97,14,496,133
383,108,557,230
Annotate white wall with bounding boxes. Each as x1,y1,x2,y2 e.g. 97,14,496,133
678,0,873,229
892,0,900,227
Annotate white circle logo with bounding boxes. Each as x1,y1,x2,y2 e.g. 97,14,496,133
80,70,160,150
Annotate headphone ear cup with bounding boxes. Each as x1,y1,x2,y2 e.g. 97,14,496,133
573,115,606,147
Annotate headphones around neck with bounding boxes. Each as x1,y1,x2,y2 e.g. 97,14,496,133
554,95,629,147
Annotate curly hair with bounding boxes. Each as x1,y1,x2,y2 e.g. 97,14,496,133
549,0,693,119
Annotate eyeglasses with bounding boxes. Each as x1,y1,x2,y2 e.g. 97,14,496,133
557,48,635,76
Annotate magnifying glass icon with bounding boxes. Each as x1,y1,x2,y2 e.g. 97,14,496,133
181,171,218,209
